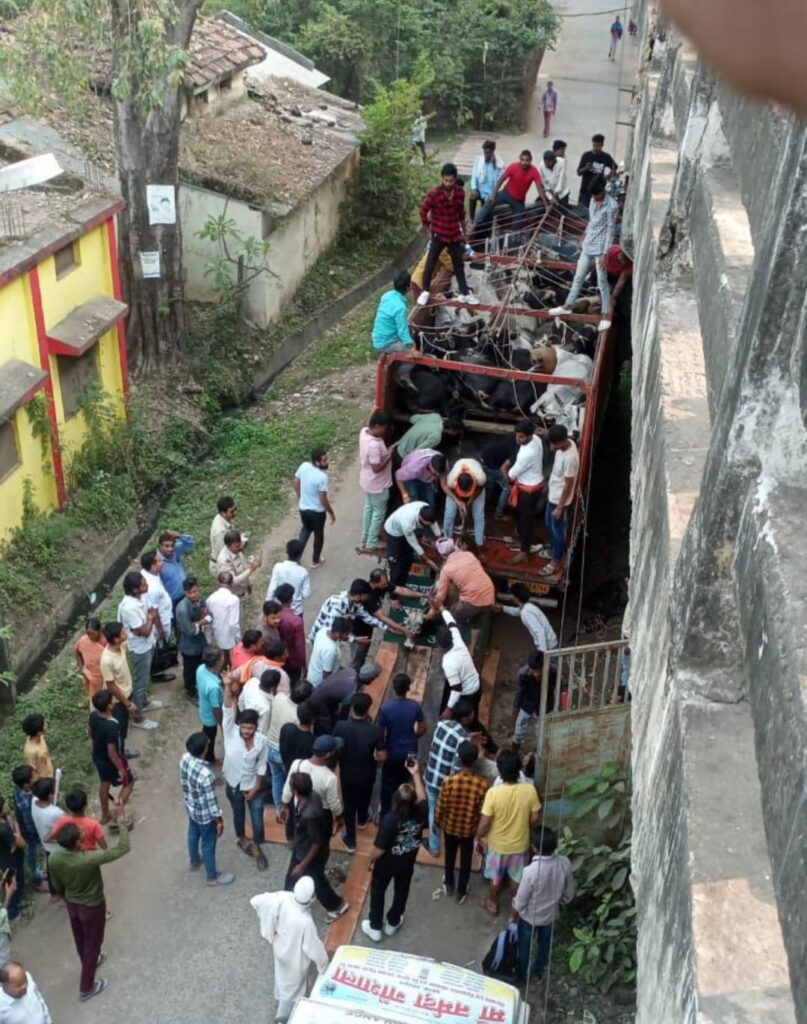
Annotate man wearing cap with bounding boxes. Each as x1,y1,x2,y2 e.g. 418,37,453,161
250,876,329,1024
307,663,382,736
284,772,348,921
431,539,495,640
469,140,504,221
538,425,579,578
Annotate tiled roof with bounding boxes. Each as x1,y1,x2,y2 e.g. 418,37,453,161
185,18,264,89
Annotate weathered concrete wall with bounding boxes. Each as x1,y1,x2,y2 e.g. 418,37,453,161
179,148,359,328
626,13,806,1022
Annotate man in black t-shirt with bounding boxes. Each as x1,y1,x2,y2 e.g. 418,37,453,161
576,134,616,206
334,692,386,852
283,773,347,920
89,691,133,826
361,761,428,943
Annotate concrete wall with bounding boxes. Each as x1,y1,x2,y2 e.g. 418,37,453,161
626,12,805,1022
179,149,359,328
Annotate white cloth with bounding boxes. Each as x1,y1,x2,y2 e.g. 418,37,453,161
206,586,241,650
308,628,341,686
0,972,52,1024
384,501,441,556
508,437,544,487
440,610,480,708
238,678,274,737
222,703,268,790
142,569,173,636
117,593,155,655
31,802,63,854
539,158,569,200
503,603,558,651
548,441,580,505
446,458,486,490
250,891,328,1011
209,512,231,574
546,350,593,406
281,759,343,816
267,560,311,615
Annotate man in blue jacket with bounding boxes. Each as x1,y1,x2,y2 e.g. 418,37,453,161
372,271,416,390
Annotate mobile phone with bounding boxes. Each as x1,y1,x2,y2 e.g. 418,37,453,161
405,754,417,769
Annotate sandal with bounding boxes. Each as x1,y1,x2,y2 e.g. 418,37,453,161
79,978,109,1002
237,839,255,857
538,564,558,577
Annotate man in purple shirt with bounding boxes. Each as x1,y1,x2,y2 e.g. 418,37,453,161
395,449,447,509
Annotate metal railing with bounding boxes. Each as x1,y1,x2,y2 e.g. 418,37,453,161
537,637,629,753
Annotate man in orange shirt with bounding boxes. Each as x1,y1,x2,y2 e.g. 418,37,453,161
443,457,487,547
432,539,495,631
74,618,107,705
50,789,107,852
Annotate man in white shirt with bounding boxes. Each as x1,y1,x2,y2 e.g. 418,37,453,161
280,736,344,824
117,570,162,718
308,618,350,687
238,669,281,737
538,425,580,577
209,496,238,574
505,420,545,564
538,149,571,211
266,539,311,616
250,877,329,1024
206,571,241,666
437,610,480,716
501,583,558,652
294,449,334,568
140,551,176,683
265,683,313,817
222,674,269,871
0,963,52,1024
384,501,441,588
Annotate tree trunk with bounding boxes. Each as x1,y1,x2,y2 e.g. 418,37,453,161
109,0,204,374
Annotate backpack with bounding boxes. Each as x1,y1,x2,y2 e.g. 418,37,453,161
482,923,520,980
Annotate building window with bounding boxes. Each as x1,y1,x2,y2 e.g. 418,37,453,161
0,419,20,482
220,77,233,93
57,349,99,420
54,240,80,279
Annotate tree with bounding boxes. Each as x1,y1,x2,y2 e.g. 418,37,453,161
1,0,205,371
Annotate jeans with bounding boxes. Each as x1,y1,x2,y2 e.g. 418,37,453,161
517,916,553,980
475,192,525,231
565,250,610,311
443,833,474,895
513,708,539,744
443,491,485,545
25,836,45,887
266,745,286,810
225,783,265,845
403,479,436,509
285,851,342,912
362,490,389,548
544,501,568,561
486,469,511,515
188,817,219,881
425,782,442,856
66,900,106,994
130,648,153,712
422,238,469,295
298,509,326,564
369,855,416,930
342,778,374,848
376,338,413,355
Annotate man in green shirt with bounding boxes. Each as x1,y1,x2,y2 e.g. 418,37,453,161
49,804,130,1001
396,414,462,459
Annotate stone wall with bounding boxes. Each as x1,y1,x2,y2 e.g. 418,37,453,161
625,12,805,1022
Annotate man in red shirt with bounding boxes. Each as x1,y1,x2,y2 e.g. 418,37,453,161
605,243,633,321
274,583,306,683
478,150,548,231
417,163,479,309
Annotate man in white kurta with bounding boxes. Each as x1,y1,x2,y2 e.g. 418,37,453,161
250,877,329,1023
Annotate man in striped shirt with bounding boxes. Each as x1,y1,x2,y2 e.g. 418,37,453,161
417,163,479,309
550,175,618,330
179,733,234,886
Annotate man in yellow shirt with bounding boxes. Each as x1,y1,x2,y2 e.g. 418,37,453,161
476,750,540,916
21,715,53,780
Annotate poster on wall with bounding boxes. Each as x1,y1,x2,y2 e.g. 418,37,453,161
146,184,176,225
139,251,161,279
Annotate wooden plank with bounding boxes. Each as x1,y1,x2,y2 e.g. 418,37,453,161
326,849,371,954
404,644,432,703
478,647,500,728
365,641,399,718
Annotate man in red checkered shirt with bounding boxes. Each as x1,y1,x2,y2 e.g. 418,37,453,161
417,162,479,309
